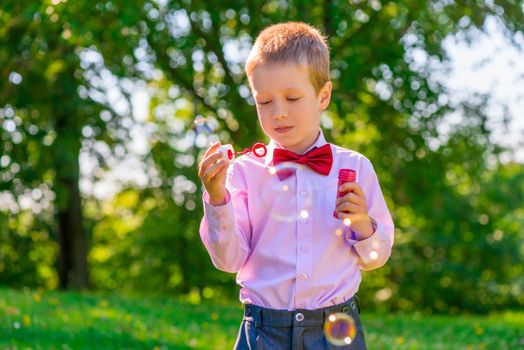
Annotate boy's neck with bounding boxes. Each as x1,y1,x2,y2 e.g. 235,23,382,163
272,129,323,154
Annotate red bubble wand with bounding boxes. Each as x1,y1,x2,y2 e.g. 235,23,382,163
218,143,267,162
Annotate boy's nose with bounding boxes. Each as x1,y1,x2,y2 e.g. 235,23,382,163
272,105,287,120
273,112,287,120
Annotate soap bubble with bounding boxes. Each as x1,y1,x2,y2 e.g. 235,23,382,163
271,161,304,180
324,312,357,346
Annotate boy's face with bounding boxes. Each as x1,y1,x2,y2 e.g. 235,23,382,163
248,62,332,154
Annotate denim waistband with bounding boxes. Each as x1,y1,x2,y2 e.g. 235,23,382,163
243,296,360,328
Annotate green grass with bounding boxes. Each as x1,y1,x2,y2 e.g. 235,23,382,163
1,287,523,349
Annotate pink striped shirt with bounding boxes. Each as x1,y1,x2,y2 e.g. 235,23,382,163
199,130,394,310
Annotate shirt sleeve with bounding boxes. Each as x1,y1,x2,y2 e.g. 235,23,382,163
199,161,252,273
345,157,394,271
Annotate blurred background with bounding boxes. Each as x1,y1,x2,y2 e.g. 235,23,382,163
1,0,523,315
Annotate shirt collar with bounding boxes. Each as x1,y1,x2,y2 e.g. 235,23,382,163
264,129,328,167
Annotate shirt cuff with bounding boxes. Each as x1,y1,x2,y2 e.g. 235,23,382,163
202,190,234,243
350,222,389,265
345,219,389,265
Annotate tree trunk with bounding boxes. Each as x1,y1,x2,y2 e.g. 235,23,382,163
56,176,89,289
53,119,89,290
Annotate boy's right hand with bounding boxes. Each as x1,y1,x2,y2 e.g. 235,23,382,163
198,141,230,206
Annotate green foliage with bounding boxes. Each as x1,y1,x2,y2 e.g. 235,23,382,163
365,161,524,313
85,188,236,297
0,211,57,289
1,287,523,349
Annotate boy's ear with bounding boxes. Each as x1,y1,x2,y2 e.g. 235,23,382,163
319,81,332,110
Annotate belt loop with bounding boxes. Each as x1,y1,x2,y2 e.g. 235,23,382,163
322,308,330,326
253,307,262,328
245,305,262,328
354,295,361,314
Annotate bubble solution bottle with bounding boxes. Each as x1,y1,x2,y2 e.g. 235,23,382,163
333,169,356,218
217,144,235,162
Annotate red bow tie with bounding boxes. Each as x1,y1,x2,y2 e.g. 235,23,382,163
272,144,333,180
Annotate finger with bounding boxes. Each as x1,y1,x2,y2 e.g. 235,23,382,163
337,213,368,226
198,142,222,176
202,161,223,183
336,202,363,215
202,141,221,158
199,151,223,170
198,152,224,178
336,192,363,206
337,212,367,221
209,159,230,179
337,212,354,221
338,182,365,198
213,162,229,181
203,159,230,183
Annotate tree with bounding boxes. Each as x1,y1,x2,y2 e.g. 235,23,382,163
0,0,144,288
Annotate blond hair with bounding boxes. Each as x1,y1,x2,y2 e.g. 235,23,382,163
245,22,330,94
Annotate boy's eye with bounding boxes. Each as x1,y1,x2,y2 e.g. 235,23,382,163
258,100,272,105
287,97,300,101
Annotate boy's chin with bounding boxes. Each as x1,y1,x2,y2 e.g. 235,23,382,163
274,138,293,148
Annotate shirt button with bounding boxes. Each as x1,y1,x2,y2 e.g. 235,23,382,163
301,246,309,252
300,191,308,198
300,273,308,280
300,218,308,224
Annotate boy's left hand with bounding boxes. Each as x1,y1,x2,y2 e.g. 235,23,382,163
335,182,375,240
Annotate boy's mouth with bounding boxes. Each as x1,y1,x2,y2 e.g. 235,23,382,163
275,126,293,134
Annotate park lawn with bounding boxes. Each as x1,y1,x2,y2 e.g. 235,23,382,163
0,287,523,350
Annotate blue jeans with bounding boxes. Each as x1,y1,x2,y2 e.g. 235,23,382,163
234,296,367,350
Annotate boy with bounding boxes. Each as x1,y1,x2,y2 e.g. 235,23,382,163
198,22,394,349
